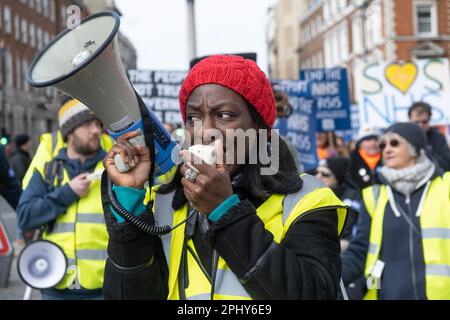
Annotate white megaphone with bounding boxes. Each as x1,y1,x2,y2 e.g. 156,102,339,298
17,240,67,290
27,11,177,176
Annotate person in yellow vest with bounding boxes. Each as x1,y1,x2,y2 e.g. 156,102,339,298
22,121,114,190
342,122,450,300
17,99,110,300
101,55,347,300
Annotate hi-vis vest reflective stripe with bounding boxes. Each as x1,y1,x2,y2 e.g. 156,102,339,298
22,131,114,189
150,174,347,300
362,173,450,300
41,160,109,290
156,165,177,185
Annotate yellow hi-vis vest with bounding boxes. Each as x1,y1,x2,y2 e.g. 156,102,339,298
39,160,109,290
22,131,114,189
156,165,177,185
362,172,450,300
149,174,347,300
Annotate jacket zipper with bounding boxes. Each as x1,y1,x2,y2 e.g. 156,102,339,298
406,195,419,300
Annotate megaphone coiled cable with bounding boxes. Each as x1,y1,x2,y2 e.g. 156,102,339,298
106,175,194,236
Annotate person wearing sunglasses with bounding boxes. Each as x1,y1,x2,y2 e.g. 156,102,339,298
341,122,450,300
349,126,383,191
408,102,450,172
315,157,361,246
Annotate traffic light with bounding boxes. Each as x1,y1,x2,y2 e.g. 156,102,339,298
0,128,9,146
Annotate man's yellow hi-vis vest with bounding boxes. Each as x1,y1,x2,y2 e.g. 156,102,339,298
38,160,109,290
362,173,450,300
22,131,114,189
25,131,112,290
148,174,347,300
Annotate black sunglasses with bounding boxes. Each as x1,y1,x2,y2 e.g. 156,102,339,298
316,170,333,178
379,139,400,151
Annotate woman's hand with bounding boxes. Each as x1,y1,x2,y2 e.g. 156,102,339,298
180,140,233,214
103,131,151,189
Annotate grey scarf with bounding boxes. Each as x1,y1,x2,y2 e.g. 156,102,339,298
380,152,435,196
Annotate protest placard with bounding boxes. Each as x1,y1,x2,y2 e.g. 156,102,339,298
354,59,450,128
128,69,187,124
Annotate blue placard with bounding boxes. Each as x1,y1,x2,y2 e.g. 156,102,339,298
300,67,351,132
273,80,318,172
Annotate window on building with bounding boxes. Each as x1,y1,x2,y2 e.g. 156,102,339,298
331,31,339,65
371,5,383,45
415,1,437,36
324,34,331,67
49,0,56,22
43,0,49,18
5,6,12,34
323,1,330,22
352,16,363,54
15,57,22,89
61,5,67,24
28,0,35,10
316,15,322,34
0,54,2,87
302,25,311,44
338,0,346,11
22,59,29,92
36,0,42,14
5,51,13,87
311,20,316,39
44,31,50,46
330,0,338,16
15,15,20,40
339,23,349,61
22,19,28,44
29,23,35,48
37,27,43,49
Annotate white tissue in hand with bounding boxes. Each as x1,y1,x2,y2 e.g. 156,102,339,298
188,144,216,165
87,170,104,181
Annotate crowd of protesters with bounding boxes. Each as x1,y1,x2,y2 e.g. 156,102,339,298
308,101,450,300
0,53,449,300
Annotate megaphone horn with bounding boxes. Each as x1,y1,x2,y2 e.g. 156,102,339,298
17,240,67,290
27,11,178,176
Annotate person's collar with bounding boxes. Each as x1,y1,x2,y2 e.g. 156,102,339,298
379,153,438,193
56,147,106,165
13,147,29,156
358,148,381,159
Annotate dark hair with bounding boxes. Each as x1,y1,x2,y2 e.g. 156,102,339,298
408,102,432,118
157,103,303,210
14,134,30,147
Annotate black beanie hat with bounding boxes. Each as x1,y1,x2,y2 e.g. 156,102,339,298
321,156,350,185
384,122,427,155
14,134,30,147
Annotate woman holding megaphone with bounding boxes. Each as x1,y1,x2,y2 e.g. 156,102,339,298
101,55,347,300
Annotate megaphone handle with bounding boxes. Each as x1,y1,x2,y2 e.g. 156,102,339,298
23,286,33,300
114,133,147,173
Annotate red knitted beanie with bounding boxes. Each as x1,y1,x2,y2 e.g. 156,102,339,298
179,55,276,128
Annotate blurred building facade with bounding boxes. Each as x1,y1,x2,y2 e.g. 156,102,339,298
267,0,308,79
299,0,450,71
0,0,89,148
0,0,136,149
83,0,137,71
